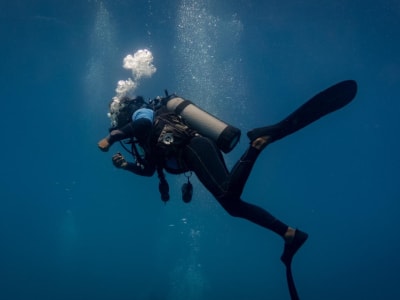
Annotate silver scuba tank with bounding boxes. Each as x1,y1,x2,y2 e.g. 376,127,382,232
165,96,241,153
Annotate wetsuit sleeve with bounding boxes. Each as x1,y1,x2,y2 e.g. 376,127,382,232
108,123,135,143
123,160,156,177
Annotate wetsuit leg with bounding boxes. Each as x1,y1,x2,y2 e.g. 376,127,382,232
182,136,288,236
227,146,261,197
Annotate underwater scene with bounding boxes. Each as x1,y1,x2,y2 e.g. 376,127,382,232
1,0,399,299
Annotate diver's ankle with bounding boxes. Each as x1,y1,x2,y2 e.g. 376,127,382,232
251,136,270,150
284,227,296,243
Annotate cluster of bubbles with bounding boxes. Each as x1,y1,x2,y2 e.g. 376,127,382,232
84,1,117,107
108,49,157,127
175,0,245,121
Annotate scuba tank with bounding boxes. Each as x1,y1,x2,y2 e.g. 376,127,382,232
163,96,241,153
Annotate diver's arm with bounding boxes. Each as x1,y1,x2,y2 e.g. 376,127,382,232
112,152,155,177
123,161,156,177
98,123,135,152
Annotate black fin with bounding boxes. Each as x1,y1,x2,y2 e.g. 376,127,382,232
281,229,309,266
280,229,308,300
286,264,300,300
247,80,358,142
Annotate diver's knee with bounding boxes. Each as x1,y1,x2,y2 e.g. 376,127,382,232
224,204,242,217
226,206,242,217
217,195,242,217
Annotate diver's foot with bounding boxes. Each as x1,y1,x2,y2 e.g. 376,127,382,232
247,124,282,145
281,229,308,266
98,137,110,152
251,136,271,151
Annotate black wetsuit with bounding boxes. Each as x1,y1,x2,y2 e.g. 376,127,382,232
182,136,288,236
102,80,358,300
121,131,288,237
105,102,288,237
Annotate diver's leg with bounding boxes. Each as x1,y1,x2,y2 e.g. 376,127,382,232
227,136,271,197
183,136,308,262
183,136,288,236
182,136,230,197
221,196,308,265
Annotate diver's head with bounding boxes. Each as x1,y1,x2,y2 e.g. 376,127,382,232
108,96,146,130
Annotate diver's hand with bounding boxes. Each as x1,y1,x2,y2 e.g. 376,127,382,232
112,152,128,169
98,137,110,152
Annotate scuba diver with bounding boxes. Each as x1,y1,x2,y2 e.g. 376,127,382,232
97,80,357,300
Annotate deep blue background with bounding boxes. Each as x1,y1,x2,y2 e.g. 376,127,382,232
1,1,399,299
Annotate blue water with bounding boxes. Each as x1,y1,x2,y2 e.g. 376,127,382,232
1,1,399,299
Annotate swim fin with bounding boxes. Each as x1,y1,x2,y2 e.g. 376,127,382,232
247,80,358,143
286,263,300,300
281,229,309,300
281,229,309,266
